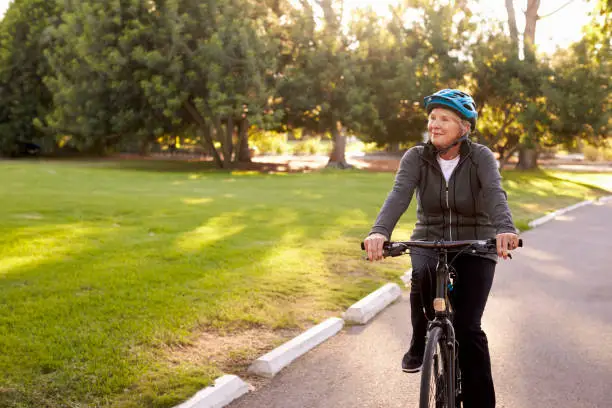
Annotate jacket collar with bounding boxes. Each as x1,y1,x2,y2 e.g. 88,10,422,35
422,139,472,164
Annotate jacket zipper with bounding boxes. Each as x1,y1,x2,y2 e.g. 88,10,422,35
446,183,452,241
424,145,468,242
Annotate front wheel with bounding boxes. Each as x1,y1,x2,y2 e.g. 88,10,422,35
419,326,453,408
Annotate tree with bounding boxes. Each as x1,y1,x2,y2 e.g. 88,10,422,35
543,0,611,147
356,0,475,149
43,0,278,165
178,0,279,167
276,0,377,168
43,0,180,155
470,25,550,169
0,0,60,156
502,0,543,169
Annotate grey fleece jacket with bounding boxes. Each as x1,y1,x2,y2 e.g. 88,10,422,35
369,140,517,262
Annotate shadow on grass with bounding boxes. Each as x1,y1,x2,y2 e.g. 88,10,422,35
508,169,610,194
0,184,394,408
48,157,323,175
546,174,611,194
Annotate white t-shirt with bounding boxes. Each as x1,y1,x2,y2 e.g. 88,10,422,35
437,154,459,184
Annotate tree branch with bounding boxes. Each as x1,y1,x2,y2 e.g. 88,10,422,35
183,99,224,168
539,0,576,19
390,6,413,38
505,0,519,46
499,143,520,170
299,0,313,13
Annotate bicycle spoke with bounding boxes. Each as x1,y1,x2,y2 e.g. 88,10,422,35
420,326,453,408
427,342,448,408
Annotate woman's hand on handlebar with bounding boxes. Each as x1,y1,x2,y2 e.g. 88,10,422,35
496,232,520,260
363,233,387,262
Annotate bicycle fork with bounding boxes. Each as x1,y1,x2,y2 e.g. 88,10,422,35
446,324,458,408
432,252,459,407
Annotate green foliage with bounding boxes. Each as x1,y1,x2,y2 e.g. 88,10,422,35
248,128,289,155
0,0,60,155
291,136,330,155
277,2,358,128
543,15,611,147
0,0,607,162
470,26,551,163
336,1,475,147
41,0,279,160
582,143,612,161
179,0,278,122
582,145,600,161
42,0,180,154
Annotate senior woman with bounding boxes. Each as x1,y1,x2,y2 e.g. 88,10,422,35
363,89,519,408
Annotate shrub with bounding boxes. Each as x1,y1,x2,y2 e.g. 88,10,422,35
582,145,600,161
249,130,289,155
291,137,329,155
346,140,385,154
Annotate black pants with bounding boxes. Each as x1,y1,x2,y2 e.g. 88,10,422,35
410,250,496,408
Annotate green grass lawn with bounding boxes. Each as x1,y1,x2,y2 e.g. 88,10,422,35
0,159,609,407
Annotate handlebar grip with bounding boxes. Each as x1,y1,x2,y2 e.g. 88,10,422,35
361,241,391,251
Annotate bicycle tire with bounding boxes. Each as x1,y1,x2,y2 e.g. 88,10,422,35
419,326,452,408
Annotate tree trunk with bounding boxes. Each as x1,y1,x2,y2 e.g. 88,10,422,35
326,120,352,169
504,0,519,52
517,0,541,169
516,148,538,170
523,0,540,60
139,138,151,156
224,116,233,167
318,0,341,33
236,118,251,162
183,100,223,168
387,141,400,154
499,145,520,171
89,138,107,156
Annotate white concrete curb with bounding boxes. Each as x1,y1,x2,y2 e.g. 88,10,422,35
528,199,594,228
248,317,344,378
597,195,612,203
400,269,412,288
174,375,249,408
343,283,402,324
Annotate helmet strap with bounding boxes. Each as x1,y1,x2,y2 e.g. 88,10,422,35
434,133,469,155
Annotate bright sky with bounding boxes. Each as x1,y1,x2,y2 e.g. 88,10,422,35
346,0,595,55
0,0,595,54
0,0,8,19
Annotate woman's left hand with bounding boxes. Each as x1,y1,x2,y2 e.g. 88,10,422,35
496,232,519,260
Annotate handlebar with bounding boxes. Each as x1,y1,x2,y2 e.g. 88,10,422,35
360,238,523,258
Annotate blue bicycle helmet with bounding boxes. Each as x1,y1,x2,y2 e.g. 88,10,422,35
423,89,478,128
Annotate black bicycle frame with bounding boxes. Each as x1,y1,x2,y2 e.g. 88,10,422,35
361,237,522,408
428,248,458,408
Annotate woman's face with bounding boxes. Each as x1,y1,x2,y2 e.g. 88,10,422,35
427,108,468,149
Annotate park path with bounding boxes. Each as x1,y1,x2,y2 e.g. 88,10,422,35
229,200,612,408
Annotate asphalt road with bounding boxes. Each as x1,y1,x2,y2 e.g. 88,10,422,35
230,200,612,408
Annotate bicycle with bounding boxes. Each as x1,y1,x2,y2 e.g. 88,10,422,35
361,238,522,408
